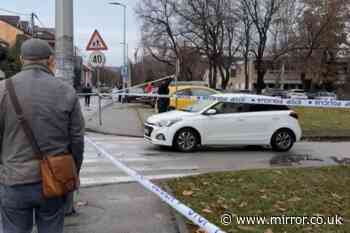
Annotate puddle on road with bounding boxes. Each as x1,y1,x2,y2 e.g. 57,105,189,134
270,153,324,166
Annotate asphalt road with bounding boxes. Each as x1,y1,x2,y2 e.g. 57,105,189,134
82,133,350,187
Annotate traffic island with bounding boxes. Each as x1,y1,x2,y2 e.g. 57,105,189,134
86,103,155,137
166,166,350,233
296,107,350,140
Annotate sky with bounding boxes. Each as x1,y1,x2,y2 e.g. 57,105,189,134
1,0,141,66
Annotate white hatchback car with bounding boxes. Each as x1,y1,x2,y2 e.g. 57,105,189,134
287,89,308,99
144,94,302,152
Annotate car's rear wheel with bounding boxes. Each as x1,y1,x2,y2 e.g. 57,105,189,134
174,128,199,152
271,129,295,152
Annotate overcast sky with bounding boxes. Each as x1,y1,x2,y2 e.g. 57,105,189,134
1,0,141,66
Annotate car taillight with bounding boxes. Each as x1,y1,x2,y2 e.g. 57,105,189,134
289,112,299,119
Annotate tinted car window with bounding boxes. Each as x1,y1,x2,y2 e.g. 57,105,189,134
248,104,289,112
191,88,216,97
212,102,246,114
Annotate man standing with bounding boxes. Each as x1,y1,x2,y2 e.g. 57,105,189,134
157,79,171,113
82,83,93,107
0,39,85,233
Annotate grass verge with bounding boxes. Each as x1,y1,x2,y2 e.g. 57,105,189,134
167,166,350,233
295,108,350,138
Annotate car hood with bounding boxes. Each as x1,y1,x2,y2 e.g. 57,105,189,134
146,110,196,124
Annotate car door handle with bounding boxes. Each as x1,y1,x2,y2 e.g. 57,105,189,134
237,118,245,122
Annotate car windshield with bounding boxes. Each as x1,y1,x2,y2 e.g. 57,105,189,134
181,100,215,113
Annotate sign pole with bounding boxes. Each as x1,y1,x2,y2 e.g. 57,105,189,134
97,68,100,93
97,67,102,126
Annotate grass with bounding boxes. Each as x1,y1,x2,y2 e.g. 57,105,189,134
167,166,350,233
294,108,350,138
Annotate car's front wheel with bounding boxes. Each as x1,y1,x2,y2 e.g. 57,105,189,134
271,129,295,152
174,128,199,152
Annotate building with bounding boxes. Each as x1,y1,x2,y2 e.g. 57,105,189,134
0,15,88,89
0,15,30,47
230,57,350,91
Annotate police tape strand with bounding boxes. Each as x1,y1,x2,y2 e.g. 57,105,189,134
85,136,226,233
110,92,350,109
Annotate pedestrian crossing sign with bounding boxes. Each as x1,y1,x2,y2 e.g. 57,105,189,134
86,30,108,51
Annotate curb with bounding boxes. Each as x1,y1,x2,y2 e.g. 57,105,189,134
162,183,190,233
302,136,350,142
85,128,143,138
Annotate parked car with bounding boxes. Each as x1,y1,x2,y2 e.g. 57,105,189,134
314,91,337,100
144,93,302,152
126,87,146,103
264,89,288,98
287,89,308,99
168,85,220,110
306,91,318,99
100,85,112,93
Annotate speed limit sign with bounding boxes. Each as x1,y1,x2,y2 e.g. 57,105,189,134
89,51,106,67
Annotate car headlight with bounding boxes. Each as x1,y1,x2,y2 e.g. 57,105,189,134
156,119,182,127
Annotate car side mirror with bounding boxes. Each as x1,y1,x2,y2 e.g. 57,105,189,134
205,109,217,116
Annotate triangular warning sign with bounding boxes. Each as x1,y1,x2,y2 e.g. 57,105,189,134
86,30,108,51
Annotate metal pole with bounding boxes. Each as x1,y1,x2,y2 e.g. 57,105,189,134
123,5,127,99
31,13,36,37
55,0,74,86
56,0,76,215
175,58,180,109
98,94,102,126
97,68,100,93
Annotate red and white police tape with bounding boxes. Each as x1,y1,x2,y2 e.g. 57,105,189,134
109,92,350,109
85,136,226,233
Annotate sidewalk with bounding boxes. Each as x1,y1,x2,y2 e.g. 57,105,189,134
85,102,155,137
64,183,177,233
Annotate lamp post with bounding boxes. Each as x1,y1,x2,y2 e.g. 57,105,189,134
109,2,127,91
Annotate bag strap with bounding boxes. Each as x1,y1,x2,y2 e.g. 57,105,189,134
5,79,44,159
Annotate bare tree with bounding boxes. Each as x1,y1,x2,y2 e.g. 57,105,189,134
218,0,242,89
294,0,350,89
242,0,288,93
238,0,253,90
136,0,180,67
175,0,227,88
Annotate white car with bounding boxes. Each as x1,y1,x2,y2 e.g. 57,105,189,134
287,89,308,99
315,92,337,101
144,94,302,152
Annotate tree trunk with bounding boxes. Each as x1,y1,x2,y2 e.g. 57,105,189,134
256,60,266,94
213,63,218,89
244,56,249,90
208,62,214,88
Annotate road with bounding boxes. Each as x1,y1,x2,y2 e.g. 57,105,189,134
82,132,350,187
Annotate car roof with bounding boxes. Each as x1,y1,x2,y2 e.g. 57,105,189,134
169,85,220,93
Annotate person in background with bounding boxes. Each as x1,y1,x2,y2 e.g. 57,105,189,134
145,82,153,94
82,83,93,107
117,83,122,102
157,79,171,113
0,39,85,233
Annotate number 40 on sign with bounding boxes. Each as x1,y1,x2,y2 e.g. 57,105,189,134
89,51,106,68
